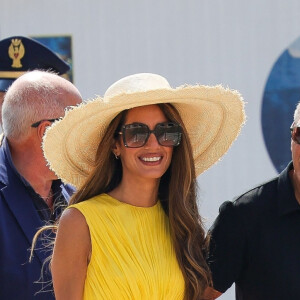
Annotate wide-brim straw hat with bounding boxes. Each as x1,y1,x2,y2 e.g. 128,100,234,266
43,73,246,188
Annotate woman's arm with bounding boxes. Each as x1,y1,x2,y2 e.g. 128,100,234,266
51,207,91,300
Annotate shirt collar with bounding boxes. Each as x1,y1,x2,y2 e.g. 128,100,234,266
277,161,300,216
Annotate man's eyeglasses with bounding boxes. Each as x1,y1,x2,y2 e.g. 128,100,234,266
118,122,182,148
31,118,60,128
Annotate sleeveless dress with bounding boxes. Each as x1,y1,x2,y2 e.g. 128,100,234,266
69,193,185,299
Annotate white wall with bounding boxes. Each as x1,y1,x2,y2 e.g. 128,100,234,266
1,1,300,299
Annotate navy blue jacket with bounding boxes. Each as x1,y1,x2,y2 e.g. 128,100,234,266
0,138,74,299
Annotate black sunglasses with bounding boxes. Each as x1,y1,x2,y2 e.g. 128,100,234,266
119,122,182,148
31,118,60,128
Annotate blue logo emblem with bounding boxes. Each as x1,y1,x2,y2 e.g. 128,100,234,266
261,36,300,173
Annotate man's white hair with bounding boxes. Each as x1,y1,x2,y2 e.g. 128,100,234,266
2,70,78,140
293,102,300,127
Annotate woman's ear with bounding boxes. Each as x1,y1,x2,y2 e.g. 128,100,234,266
112,140,121,158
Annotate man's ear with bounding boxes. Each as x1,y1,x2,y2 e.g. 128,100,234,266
36,121,52,141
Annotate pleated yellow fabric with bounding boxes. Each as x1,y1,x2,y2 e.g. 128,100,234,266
69,193,185,300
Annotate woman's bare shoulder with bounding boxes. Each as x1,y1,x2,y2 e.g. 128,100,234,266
57,207,90,241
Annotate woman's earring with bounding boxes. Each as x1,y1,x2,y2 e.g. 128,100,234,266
114,153,119,160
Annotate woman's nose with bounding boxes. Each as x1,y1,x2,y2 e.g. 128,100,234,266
144,132,160,148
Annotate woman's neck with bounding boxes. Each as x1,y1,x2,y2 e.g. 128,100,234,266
108,177,160,207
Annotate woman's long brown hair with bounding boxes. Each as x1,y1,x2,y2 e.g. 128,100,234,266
69,103,212,299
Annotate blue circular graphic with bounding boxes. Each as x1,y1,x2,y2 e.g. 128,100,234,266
262,36,300,173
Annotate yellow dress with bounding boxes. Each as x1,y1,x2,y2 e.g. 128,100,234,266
69,193,185,299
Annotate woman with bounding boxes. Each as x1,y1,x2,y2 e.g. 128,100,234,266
42,73,245,299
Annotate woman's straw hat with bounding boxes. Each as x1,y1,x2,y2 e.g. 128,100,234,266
43,73,246,188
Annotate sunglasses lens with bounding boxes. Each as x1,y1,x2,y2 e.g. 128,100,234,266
123,124,149,147
291,127,300,144
156,122,182,146
121,122,182,148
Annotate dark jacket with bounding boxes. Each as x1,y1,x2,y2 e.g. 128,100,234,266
0,138,74,299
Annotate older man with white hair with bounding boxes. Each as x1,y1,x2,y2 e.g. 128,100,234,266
206,101,300,299
0,70,82,300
